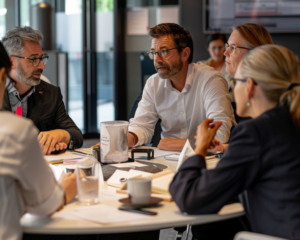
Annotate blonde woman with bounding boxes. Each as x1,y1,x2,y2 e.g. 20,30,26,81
170,45,300,240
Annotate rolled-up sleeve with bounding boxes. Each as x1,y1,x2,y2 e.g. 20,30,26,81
203,75,235,143
18,124,63,215
129,78,159,146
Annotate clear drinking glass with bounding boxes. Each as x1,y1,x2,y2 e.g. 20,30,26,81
100,121,129,163
76,156,103,205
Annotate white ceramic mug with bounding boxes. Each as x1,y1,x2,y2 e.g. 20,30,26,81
127,178,151,204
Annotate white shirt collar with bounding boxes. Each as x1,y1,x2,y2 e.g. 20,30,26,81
164,63,194,93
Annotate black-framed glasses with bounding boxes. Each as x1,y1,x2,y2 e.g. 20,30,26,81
10,55,49,67
147,47,183,60
225,43,250,55
230,77,257,88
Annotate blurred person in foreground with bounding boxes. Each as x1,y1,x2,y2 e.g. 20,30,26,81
1,26,83,155
0,42,77,240
170,44,300,240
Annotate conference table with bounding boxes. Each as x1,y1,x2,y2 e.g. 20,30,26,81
21,147,244,236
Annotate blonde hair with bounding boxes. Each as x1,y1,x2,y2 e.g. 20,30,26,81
232,23,273,49
239,44,300,127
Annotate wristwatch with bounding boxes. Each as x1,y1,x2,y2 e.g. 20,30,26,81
68,140,74,150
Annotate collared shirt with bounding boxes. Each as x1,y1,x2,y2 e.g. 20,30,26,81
129,63,236,146
6,77,35,117
0,112,64,240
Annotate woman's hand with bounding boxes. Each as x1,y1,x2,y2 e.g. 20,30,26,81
194,119,222,156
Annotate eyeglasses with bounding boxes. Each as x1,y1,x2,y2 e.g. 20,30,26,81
147,47,183,60
10,55,49,67
225,43,250,55
230,77,257,88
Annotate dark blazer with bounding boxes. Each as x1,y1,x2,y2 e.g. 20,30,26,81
2,80,83,149
170,105,300,240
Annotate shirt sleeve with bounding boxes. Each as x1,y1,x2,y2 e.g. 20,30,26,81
169,121,261,214
203,75,235,143
128,78,159,146
18,123,64,215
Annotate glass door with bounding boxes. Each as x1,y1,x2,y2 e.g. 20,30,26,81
96,0,115,130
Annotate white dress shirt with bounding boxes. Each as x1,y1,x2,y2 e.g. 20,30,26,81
0,112,64,240
129,63,235,146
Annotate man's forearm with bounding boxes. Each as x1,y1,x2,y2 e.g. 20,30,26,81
157,138,187,151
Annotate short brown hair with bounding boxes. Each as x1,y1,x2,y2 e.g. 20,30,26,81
149,23,193,63
232,23,273,49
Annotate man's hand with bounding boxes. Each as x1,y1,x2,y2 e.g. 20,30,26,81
38,129,71,155
194,119,222,156
92,132,138,149
59,171,77,203
157,138,187,151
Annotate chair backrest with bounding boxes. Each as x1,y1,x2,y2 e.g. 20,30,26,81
234,232,288,240
129,91,162,147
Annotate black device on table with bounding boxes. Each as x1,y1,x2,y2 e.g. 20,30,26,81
131,149,154,160
207,151,224,159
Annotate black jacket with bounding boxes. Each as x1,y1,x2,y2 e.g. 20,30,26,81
2,80,83,149
170,105,300,240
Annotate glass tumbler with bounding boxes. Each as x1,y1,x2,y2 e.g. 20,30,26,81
76,156,103,205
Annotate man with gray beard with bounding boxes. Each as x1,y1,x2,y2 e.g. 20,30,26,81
1,26,83,155
127,23,235,151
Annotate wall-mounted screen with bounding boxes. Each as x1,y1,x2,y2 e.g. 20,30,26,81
204,0,300,33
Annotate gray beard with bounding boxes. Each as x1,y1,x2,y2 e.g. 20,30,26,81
16,62,41,86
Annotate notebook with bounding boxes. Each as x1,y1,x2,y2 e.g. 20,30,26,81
107,169,174,195
107,170,143,188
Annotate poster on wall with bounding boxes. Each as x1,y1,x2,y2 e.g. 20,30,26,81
127,8,149,35
156,6,179,25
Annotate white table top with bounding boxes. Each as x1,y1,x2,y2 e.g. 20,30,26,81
21,149,244,235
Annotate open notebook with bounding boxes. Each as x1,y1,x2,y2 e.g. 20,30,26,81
107,169,174,196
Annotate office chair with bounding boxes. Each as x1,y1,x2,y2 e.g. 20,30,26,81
234,232,288,240
129,91,162,147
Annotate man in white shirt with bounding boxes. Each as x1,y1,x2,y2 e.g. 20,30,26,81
128,23,235,151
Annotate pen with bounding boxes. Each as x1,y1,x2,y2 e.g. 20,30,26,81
73,150,91,155
118,207,157,216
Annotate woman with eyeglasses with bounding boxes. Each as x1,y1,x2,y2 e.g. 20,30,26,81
210,23,274,152
170,44,300,240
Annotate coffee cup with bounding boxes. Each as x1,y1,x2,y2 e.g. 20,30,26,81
127,178,151,204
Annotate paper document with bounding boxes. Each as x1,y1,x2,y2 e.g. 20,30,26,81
49,164,66,181
164,153,180,161
44,152,85,163
99,189,125,201
110,162,147,168
176,140,195,171
107,170,142,188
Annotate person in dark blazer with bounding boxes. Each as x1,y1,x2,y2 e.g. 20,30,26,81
170,44,300,240
1,26,83,154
